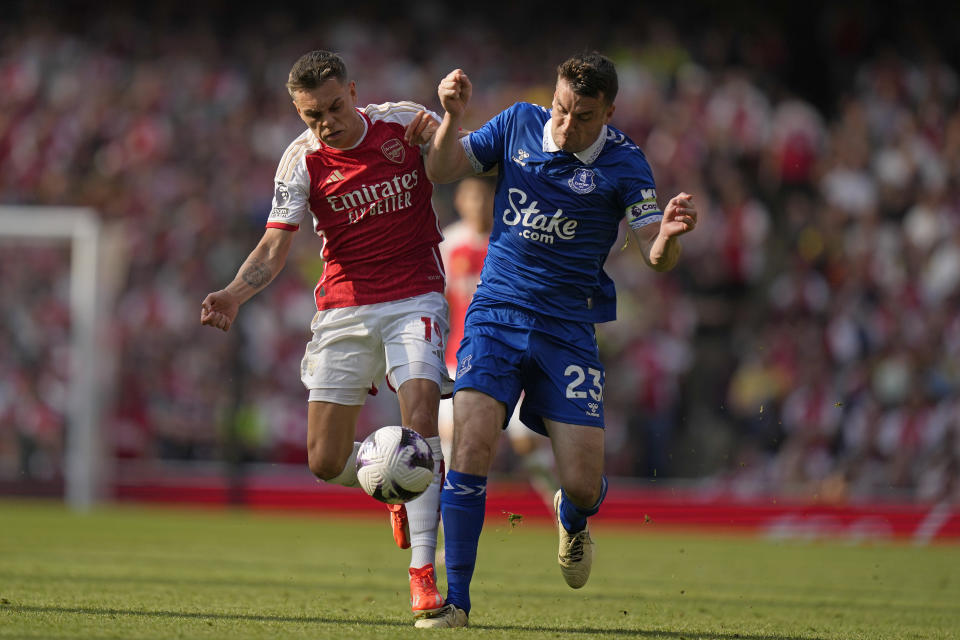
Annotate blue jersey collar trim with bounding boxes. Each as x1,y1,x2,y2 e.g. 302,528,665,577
542,119,607,165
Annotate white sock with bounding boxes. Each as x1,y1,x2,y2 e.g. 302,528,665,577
408,435,443,569
324,442,361,488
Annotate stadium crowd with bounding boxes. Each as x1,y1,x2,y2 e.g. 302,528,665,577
1,3,958,503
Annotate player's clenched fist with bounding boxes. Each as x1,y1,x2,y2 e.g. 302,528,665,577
438,69,472,117
200,290,240,332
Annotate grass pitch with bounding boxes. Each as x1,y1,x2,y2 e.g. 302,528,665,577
1,499,958,639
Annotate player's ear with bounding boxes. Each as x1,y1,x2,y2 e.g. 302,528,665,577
604,102,616,124
348,80,358,105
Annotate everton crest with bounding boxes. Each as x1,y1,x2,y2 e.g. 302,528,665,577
568,168,596,194
381,138,405,164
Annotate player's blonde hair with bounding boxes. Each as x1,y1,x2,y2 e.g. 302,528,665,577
286,50,348,97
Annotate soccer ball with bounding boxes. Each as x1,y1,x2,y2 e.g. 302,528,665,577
356,426,434,504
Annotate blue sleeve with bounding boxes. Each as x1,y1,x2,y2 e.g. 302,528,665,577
461,104,518,173
621,153,663,230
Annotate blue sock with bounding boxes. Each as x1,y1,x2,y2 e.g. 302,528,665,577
559,475,608,534
440,469,487,615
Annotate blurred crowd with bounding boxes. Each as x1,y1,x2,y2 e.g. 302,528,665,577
1,2,958,503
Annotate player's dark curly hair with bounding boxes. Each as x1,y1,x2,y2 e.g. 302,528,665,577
557,52,618,104
286,50,348,97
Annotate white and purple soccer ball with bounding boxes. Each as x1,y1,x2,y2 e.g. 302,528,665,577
356,426,434,504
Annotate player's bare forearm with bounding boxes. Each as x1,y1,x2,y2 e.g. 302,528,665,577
641,192,696,271
201,228,292,331
427,68,475,183
426,113,473,183
646,233,681,272
225,229,292,303
228,256,275,301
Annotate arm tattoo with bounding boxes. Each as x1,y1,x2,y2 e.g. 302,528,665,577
241,260,272,289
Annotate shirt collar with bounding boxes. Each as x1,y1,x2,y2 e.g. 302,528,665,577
542,118,607,165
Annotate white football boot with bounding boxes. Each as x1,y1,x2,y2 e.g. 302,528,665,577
553,490,594,589
414,603,468,628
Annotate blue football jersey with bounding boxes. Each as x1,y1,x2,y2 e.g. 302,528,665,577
461,102,663,323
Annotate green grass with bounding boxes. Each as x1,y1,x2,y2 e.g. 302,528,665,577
1,499,957,639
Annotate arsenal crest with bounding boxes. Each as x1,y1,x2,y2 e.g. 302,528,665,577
381,138,405,164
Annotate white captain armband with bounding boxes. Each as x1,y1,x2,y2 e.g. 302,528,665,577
625,194,662,230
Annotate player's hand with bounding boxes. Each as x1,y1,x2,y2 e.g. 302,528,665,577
438,69,472,118
200,290,240,332
404,110,439,146
659,192,698,238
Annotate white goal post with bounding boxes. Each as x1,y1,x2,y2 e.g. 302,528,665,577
0,206,106,510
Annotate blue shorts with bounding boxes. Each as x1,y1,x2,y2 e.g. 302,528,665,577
453,299,605,435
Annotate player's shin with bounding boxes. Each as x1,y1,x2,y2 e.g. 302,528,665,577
439,469,487,614
407,436,444,568
406,436,446,617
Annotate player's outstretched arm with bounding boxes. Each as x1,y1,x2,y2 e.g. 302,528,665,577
200,227,294,332
633,192,697,272
426,69,476,184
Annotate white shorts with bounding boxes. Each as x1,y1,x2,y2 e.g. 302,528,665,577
301,292,453,405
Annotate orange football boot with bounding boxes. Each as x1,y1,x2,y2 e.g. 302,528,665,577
387,503,410,549
409,563,445,618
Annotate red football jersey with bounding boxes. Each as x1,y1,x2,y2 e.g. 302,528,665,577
267,103,445,310
438,220,489,369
